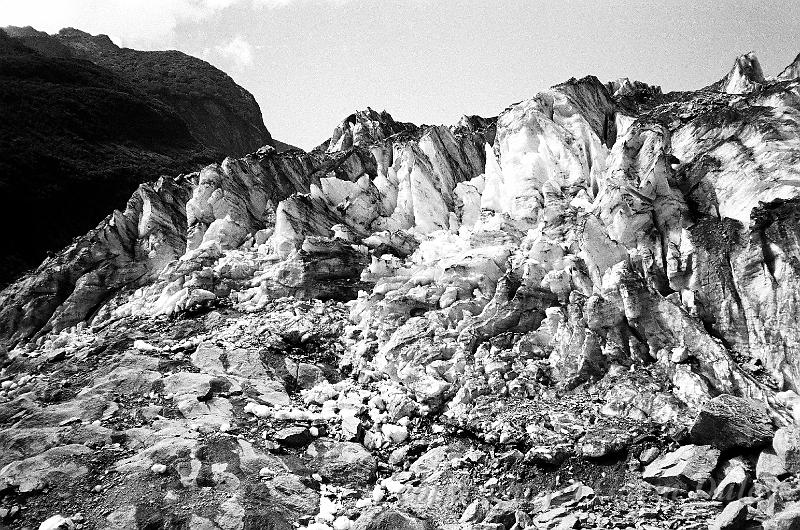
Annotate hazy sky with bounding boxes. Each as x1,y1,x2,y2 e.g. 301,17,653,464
3,1,800,148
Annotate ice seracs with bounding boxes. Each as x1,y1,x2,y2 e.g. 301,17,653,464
325,107,415,152
719,51,765,94
778,52,800,80
3,48,800,529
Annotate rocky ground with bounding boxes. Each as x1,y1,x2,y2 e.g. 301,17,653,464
3,51,800,530
1,297,790,530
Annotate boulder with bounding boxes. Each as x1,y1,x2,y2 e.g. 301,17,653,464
579,425,635,458
352,507,433,530
483,500,519,528
381,423,409,444
38,515,75,530
757,448,789,480
285,358,326,390
712,457,752,501
774,426,800,474
709,500,748,530
306,439,377,487
340,409,364,441
409,446,459,477
764,502,800,530
639,447,660,465
274,427,312,447
642,444,721,493
531,482,594,513
460,498,490,524
263,473,319,516
689,394,774,451
0,444,93,493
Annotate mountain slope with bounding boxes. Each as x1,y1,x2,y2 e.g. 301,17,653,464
0,26,283,288
5,26,274,157
0,28,220,287
1,51,800,530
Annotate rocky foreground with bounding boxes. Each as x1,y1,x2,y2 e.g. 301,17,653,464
2,51,800,529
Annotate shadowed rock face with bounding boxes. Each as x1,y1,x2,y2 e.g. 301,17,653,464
0,28,216,281
716,52,765,95
0,26,276,288
50,27,273,157
5,26,273,156
4,26,275,157
323,107,418,152
3,51,800,529
779,52,800,81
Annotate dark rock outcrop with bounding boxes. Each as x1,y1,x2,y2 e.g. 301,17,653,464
353,508,433,530
6,26,274,157
779,52,800,80
0,26,277,289
642,444,721,492
0,28,217,287
715,51,765,94
774,426,800,474
689,394,774,451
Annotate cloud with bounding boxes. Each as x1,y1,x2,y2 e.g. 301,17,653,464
0,0,358,44
0,0,271,49
1,1,225,48
212,36,254,68
252,0,352,5
1,0,358,50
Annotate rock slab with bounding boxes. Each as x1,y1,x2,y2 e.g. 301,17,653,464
642,444,721,492
689,394,774,451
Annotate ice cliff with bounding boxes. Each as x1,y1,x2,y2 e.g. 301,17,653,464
2,51,800,529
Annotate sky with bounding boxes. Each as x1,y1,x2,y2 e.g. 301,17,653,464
3,0,800,149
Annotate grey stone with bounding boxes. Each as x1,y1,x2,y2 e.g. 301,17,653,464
352,507,434,530
460,498,489,524
305,438,377,487
642,444,720,492
709,500,748,530
689,394,774,451
264,473,318,516
285,358,326,390
389,445,410,466
409,446,457,477
190,342,225,373
340,412,364,441
774,426,800,474
483,500,519,528
757,448,789,480
712,457,752,501
38,515,75,530
639,447,660,464
0,444,92,493
764,502,800,530
274,426,312,447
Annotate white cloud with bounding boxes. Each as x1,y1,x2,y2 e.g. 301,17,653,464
0,0,261,49
252,0,352,5
251,0,295,5
0,0,358,47
0,0,357,51
2,1,211,48
213,35,254,67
